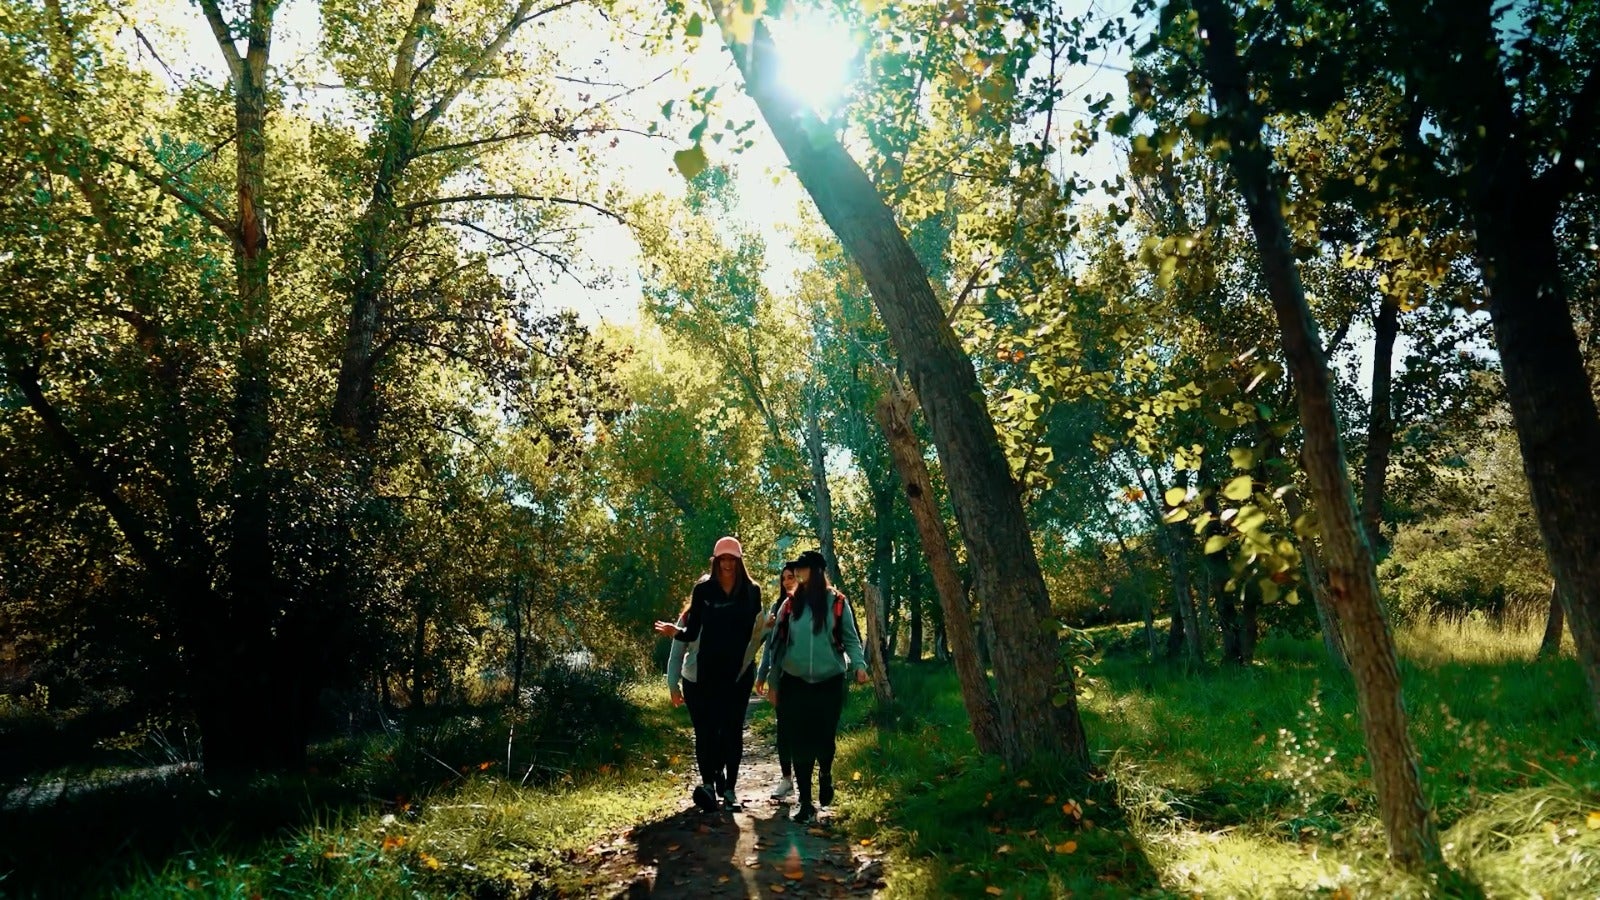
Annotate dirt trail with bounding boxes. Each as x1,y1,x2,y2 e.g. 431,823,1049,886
571,703,887,898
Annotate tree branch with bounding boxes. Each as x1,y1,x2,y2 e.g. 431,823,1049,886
946,256,992,326
404,191,623,222
8,361,173,579
194,0,245,83
416,0,574,135
1535,61,1600,201
111,153,239,239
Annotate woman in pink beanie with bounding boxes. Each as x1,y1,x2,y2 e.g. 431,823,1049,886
654,536,766,811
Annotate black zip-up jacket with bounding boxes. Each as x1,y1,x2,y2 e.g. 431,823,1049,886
675,577,762,684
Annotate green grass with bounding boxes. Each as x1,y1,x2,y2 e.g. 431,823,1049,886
824,618,1600,899
0,681,692,899
5,617,1596,899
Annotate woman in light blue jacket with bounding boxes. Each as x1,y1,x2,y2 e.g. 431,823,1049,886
765,549,869,823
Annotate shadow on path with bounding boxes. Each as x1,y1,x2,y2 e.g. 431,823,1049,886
574,707,885,898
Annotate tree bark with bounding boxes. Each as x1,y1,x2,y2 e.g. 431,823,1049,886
1474,174,1600,721
1282,489,1349,669
862,585,896,708
717,12,1086,768
804,387,844,585
876,382,1002,754
1539,583,1566,660
1361,296,1400,555
1193,0,1441,869
1397,0,1600,727
1135,466,1201,663
907,564,925,662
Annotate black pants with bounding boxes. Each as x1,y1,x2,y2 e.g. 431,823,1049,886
682,666,756,792
777,672,845,806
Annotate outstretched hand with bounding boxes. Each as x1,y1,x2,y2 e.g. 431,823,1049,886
653,620,679,638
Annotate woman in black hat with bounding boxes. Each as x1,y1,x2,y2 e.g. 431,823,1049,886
764,549,869,823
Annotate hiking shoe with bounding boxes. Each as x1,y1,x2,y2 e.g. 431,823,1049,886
722,789,741,810
770,776,794,800
792,804,817,824
692,783,718,812
818,774,834,808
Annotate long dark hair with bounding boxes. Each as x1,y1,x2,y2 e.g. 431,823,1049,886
794,557,831,634
708,555,755,600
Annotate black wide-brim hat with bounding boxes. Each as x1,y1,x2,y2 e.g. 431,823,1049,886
787,549,826,570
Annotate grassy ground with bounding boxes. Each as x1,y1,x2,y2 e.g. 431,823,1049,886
827,614,1599,898
3,616,1595,898
0,681,692,899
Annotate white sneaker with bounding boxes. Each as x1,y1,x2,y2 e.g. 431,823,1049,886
770,776,794,800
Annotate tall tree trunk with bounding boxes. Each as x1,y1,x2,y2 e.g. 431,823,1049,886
1361,296,1400,555
804,387,843,585
862,585,896,708
1217,587,1242,664
1283,489,1349,669
1539,583,1566,660
870,478,896,660
717,13,1086,768
1476,193,1600,721
1166,594,1187,659
907,565,925,662
1400,0,1600,728
1135,466,1201,663
193,0,290,774
1193,0,1440,869
1241,585,1261,665
876,383,1002,754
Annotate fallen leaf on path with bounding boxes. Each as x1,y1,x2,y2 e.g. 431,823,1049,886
852,771,861,781
859,838,872,846
1588,811,1600,830
718,875,731,884
769,886,786,894
808,828,828,837
1016,779,1031,788
1054,840,1078,854
986,887,1003,896
666,843,680,852
997,844,1011,854
381,834,408,851
784,870,804,880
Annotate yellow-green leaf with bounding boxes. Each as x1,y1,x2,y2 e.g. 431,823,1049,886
1222,475,1253,501
1204,534,1230,555
673,145,709,180
1163,486,1187,507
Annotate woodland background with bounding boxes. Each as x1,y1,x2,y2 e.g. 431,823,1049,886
1,0,1597,896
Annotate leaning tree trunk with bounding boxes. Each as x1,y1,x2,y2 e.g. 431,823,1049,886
1539,583,1566,660
876,382,1002,754
714,10,1086,768
1360,296,1400,556
1400,0,1600,728
1194,0,1440,870
1475,191,1600,723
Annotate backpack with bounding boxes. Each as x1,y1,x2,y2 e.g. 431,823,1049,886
774,589,849,655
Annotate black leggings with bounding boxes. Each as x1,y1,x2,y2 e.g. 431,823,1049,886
777,672,845,806
682,666,756,792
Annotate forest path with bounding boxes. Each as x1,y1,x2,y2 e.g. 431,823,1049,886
569,699,888,898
